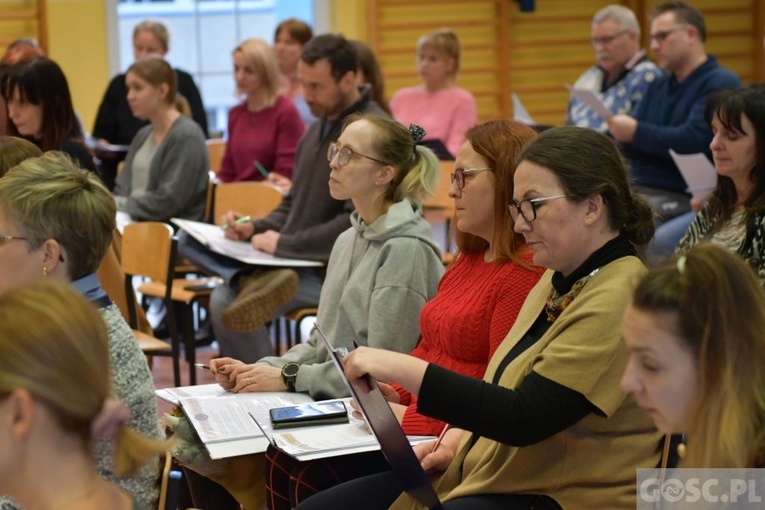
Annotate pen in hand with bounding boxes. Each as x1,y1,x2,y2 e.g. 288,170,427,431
253,161,269,179
194,363,211,370
431,424,450,453
221,215,252,231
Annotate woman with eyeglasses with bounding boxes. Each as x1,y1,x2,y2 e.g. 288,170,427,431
297,126,662,510
263,120,542,510
0,152,163,509
181,114,445,510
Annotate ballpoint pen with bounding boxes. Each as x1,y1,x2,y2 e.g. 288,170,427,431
220,215,251,231
194,363,211,370
253,161,270,179
431,424,450,453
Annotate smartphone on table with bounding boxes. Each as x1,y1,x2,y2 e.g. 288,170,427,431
269,400,349,429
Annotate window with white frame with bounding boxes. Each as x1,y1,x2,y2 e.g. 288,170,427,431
116,0,313,136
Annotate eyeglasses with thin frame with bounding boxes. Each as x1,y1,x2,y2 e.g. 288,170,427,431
590,30,628,46
449,167,492,189
508,195,567,223
648,26,685,44
0,234,27,246
327,142,389,167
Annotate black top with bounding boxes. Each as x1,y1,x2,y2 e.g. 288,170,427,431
417,233,636,447
92,67,208,144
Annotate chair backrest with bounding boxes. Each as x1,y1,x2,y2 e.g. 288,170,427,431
96,229,153,335
204,170,217,223
206,139,226,174
423,160,455,216
213,181,283,225
121,222,177,328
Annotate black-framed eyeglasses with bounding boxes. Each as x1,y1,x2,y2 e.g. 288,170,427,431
449,167,492,189
0,234,27,246
508,195,567,223
590,30,628,46
648,26,685,44
327,142,389,167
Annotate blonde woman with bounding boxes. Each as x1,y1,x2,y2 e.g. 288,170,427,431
217,38,304,185
390,29,477,157
0,283,167,509
622,242,765,467
114,56,209,222
0,153,164,508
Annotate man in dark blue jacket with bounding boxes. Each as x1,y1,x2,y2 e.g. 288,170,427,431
607,1,740,223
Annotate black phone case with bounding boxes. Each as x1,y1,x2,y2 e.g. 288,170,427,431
269,402,349,429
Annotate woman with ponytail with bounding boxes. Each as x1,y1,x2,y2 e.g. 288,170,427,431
622,242,765,468
0,283,166,509
0,152,163,508
298,127,663,510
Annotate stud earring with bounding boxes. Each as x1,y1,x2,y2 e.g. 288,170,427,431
42,266,48,276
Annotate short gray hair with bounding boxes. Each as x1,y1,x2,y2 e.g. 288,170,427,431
133,19,170,52
592,5,640,38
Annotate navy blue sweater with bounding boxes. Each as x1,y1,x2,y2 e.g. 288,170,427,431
624,56,740,194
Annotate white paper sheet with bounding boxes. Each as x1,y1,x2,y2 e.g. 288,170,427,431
512,93,536,125
565,85,613,120
172,218,323,267
176,390,313,459
669,150,717,202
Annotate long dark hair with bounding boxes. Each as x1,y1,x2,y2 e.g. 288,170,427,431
1,57,83,151
705,85,765,226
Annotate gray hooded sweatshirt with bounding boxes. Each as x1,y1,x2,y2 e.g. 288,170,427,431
258,198,444,399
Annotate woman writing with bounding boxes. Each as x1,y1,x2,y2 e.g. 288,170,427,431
297,126,662,510
0,153,163,508
114,56,209,222
265,120,543,509
1,56,96,173
621,242,765,468
217,38,304,185
676,85,765,285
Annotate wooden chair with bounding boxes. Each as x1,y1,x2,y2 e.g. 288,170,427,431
97,229,170,366
278,306,318,352
121,222,185,386
423,160,456,259
206,139,226,175
212,181,283,224
158,452,183,510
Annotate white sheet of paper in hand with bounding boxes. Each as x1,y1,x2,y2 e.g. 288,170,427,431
512,93,535,125
669,149,717,202
564,85,613,121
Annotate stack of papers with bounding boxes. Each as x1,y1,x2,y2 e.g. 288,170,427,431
157,385,434,461
172,218,323,267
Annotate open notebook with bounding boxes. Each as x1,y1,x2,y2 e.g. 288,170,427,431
315,325,444,510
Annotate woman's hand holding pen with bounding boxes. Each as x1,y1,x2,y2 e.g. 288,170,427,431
209,357,245,390
413,427,463,474
267,172,292,195
220,210,254,241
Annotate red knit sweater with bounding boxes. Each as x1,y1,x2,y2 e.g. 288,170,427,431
394,249,542,436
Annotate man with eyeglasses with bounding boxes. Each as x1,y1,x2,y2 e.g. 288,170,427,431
179,33,388,364
607,1,740,224
567,5,660,133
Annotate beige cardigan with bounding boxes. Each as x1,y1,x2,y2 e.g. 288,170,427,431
393,256,663,510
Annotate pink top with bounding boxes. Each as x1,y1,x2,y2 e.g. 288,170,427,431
393,250,542,436
217,94,305,183
390,85,477,157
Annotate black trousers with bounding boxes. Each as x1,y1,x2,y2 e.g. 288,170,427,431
294,470,562,510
